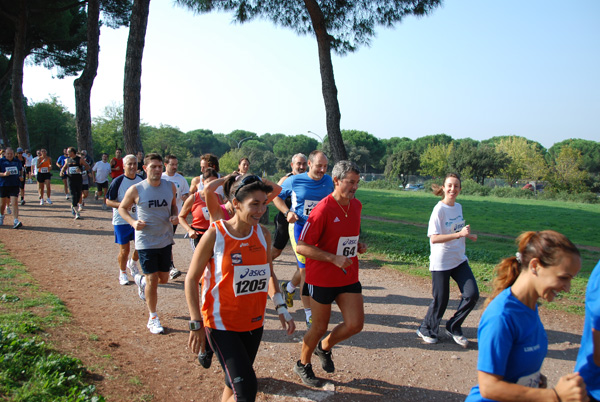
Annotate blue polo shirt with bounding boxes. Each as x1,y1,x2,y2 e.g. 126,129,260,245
0,157,23,187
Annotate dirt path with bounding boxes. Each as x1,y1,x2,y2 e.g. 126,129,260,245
0,188,585,401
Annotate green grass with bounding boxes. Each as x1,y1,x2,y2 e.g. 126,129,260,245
358,188,600,248
0,244,105,402
354,188,600,315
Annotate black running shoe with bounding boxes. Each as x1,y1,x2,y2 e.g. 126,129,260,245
198,349,213,369
314,341,335,373
294,361,322,387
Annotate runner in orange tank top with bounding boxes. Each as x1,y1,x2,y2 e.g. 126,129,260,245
36,149,53,204
185,174,295,402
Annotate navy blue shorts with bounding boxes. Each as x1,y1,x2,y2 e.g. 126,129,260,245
0,186,19,198
114,224,135,245
138,245,172,274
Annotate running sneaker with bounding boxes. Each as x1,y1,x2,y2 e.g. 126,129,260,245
94,192,99,200
147,316,164,334
71,207,76,217
119,271,129,286
6,206,11,215
12,220,23,229
198,348,214,369
314,341,335,373
75,212,81,220
0,215,4,225
444,328,469,348
39,199,44,205
416,329,438,344
46,198,52,205
77,204,83,212
169,264,182,280
134,274,146,301
19,199,25,206
127,259,140,278
65,194,70,200
280,280,294,308
294,361,322,388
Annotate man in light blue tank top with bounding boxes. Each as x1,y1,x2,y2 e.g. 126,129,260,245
273,150,333,328
118,153,178,335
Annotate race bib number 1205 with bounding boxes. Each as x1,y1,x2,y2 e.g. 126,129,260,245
233,264,270,296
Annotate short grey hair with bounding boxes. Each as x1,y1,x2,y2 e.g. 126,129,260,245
123,154,137,164
291,153,307,163
332,160,360,180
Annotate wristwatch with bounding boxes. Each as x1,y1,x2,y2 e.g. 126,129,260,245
189,320,202,331
284,210,291,217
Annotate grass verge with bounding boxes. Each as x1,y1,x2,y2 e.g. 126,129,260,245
0,243,105,402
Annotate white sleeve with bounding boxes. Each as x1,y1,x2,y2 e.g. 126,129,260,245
427,204,443,237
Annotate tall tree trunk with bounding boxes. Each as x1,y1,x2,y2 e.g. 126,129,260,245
122,0,149,155
0,86,8,148
303,0,347,163
0,65,11,148
11,1,30,150
74,0,100,158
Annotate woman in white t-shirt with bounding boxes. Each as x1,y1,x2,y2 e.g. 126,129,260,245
417,173,479,347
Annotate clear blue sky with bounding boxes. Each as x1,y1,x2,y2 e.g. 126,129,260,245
22,0,600,149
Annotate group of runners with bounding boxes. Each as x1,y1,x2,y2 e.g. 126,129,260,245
1,144,598,402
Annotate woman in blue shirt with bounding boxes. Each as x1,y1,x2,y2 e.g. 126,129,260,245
575,260,600,402
466,230,588,402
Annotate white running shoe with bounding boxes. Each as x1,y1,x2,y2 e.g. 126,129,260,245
46,198,53,205
40,199,44,205
65,194,70,200
127,259,140,277
417,329,438,344
119,271,129,285
75,212,81,220
94,192,99,200
444,328,469,348
169,265,182,280
134,274,146,301
6,206,11,215
147,316,164,334
77,204,83,212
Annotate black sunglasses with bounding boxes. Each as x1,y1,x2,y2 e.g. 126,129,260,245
234,175,262,199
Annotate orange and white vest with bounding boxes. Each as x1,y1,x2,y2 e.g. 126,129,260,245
201,220,270,332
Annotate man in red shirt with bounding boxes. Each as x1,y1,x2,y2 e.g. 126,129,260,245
293,160,367,387
110,148,124,179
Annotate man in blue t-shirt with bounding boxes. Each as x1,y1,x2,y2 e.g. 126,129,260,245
273,150,334,327
0,148,24,229
575,260,600,402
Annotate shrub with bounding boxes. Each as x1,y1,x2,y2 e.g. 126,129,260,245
490,186,535,199
360,179,402,190
460,179,491,196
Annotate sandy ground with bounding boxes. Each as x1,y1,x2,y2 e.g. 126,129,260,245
0,187,585,401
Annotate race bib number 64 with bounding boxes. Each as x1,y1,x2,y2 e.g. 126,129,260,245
337,236,359,258
233,264,270,296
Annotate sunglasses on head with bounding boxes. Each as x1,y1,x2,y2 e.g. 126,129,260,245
234,175,262,199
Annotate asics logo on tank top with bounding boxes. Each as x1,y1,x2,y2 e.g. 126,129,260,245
148,199,168,208
240,242,249,247
239,267,267,279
